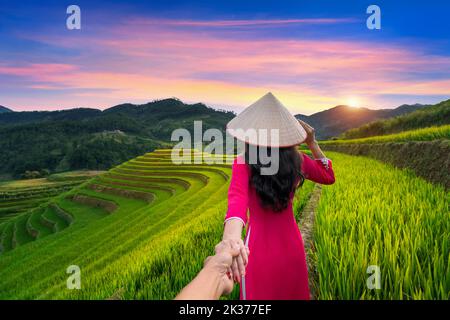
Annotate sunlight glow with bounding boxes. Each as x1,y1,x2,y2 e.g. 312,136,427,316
347,97,360,108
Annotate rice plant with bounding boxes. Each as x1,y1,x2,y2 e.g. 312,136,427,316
313,152,449,299
320,125,450,145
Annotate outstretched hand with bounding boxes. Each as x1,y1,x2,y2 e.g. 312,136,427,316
175,239,247,300
227,239,249,284
203,239,249,295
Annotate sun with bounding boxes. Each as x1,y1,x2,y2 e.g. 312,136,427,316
346,97,360,108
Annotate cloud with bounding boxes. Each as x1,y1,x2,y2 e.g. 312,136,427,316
4,17,450,112
130,18,359,28
0,64,77,77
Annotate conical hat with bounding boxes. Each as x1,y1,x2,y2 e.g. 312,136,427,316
226,92,307,147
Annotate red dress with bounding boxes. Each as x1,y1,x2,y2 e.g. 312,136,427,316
224,152,335,300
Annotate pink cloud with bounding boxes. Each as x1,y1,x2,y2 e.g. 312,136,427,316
0,63,77,77
130,18,359,27
6,17,450,113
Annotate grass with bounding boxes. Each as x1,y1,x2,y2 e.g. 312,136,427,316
0,178,58,188
0,149,316,299
320,125,450,145
293,180,315,222
340,99,450,139
312,152,449,299
0,148,447,300
47,170,106,182
0,150,232,298
0,171,101,225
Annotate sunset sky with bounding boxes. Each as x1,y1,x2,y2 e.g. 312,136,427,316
1,0,450,114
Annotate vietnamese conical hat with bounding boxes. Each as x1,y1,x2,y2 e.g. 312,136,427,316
226,92,307,147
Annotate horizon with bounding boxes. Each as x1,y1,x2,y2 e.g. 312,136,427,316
1,0,450,114
1,96,441,116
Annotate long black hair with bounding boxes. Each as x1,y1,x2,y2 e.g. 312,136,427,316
244,144,304,212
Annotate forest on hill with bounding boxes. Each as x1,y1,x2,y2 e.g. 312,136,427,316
295,103,426,140
340,99,450,139
1,97,446,179
0,99,234,178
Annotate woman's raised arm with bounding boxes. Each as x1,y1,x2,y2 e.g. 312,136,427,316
298,120,335,185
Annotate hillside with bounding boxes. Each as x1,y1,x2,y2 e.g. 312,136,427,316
0,150,236,299
0,97,437,176
0,171,102,223
296,103,426,139
0,106,12,114
0,99,234,139
0,149,447,299
0,99,234,177
340,99,450,139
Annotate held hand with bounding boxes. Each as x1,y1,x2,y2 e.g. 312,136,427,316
203,239,245,295
176,240,241,300
228,239,249,284
298,119,317,146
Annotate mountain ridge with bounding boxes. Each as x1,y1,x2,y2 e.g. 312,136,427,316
340,99,450,139
0,97,442,176
0,98,234,177
0,98,231,126
2,99,425,135
295,103,427,139
0,105,13,113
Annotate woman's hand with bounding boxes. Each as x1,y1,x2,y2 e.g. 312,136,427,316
176,239,243,299
228,239,250,283
215,238,249,284
202,239,240,295
298,119,316,146
222,219,249,283
298,119,327,160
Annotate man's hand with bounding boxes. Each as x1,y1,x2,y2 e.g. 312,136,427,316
175,239,248,300
203,239,249,295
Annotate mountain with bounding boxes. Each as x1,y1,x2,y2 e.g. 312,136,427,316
295,103,428,139
0,96,439,176
0,108,101,125
340,99,450,139
0,105,13,113
0,98,235,177
388,103,425,117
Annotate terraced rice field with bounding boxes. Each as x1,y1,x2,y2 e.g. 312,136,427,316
319,124,450,145
0,150,236,298
0,181,76,224
311,152,449,300
0,171,105,254
0,149,447,300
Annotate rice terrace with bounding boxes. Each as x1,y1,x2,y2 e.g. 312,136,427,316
0,115,448,299
1,0,450,305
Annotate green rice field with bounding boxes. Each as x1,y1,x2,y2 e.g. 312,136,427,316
320,125,450,145
0,149,448,299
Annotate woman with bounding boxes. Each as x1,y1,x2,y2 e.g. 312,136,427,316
223,93,335,300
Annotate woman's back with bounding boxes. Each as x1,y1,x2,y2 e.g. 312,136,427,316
224,151,335,299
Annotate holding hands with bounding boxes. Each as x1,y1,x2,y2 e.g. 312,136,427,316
203,239,249,295
175,238,249,299
222,238,249,284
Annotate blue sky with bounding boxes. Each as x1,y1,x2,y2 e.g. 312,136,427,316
0,0,449,113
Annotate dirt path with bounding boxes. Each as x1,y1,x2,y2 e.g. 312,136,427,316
298,184,322,300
